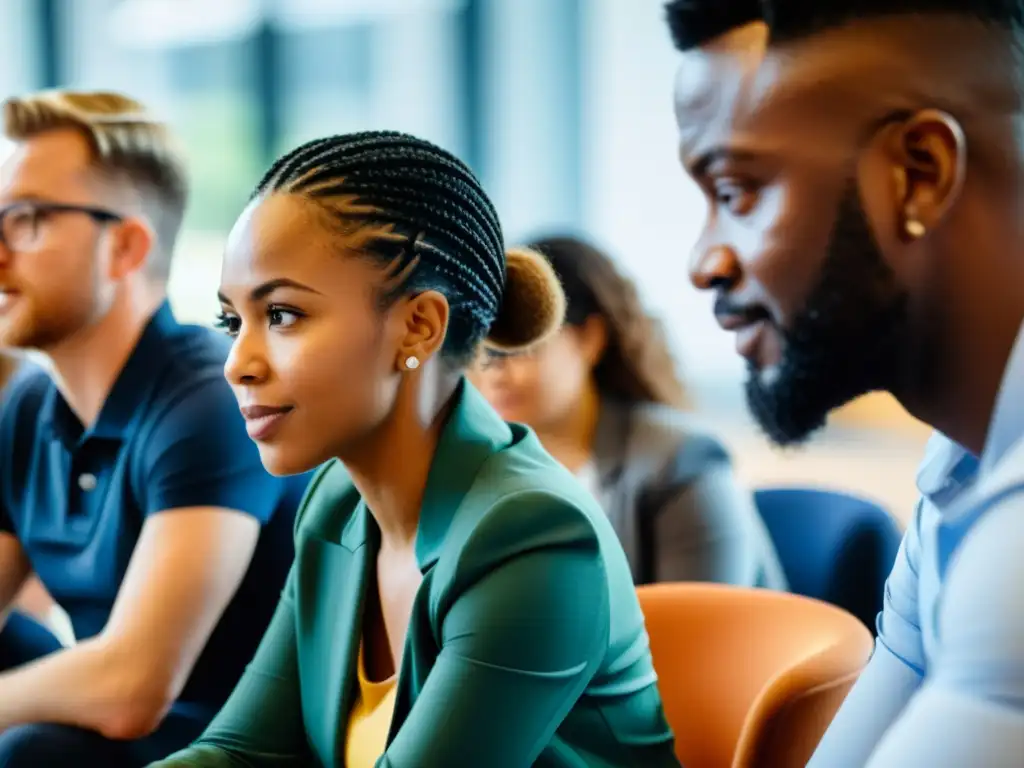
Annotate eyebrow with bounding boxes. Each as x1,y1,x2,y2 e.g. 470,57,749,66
217,278,323,306
685,146,760,178
0,192,61,206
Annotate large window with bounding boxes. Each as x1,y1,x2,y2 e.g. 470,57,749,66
6,0,590,332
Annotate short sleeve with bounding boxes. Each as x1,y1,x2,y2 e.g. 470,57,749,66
0,367,46,536
0,382,11,532
0,405,13,532
136,377,283,521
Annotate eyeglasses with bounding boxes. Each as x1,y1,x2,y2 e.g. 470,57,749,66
0,201,124,253
479,346,540,368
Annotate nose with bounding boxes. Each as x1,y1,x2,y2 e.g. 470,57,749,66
690,243,742,292
223,328,270,387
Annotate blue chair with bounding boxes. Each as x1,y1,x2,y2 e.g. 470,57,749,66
754,487,904,631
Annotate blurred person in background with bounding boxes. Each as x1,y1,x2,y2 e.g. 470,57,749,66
667,0,1024,765
151,132,679,768
473,235,786,589
0,90,308,766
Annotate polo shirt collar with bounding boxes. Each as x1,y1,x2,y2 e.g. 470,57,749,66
43,301,179,446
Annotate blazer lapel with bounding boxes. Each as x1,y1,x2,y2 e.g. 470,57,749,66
387,380,513,739
296,488,377,766
413,380,512,570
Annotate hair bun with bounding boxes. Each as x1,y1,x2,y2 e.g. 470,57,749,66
485,246,566,352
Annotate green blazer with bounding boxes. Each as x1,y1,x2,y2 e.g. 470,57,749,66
151,382,679,767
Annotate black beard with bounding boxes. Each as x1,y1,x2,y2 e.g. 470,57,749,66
745,183,911,446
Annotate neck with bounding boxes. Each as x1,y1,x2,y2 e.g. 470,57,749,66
534,381,601,473
44,286,164,428
903,284,1024,457
343,369,461,551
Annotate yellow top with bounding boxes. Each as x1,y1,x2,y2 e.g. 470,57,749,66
344,644,398,768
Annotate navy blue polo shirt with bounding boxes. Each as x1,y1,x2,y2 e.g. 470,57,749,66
0,302,309,727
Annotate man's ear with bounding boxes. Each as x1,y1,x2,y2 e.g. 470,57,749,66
887,109,966,240
108,216,156,280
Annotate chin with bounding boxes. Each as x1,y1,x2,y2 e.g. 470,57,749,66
0,318,33,349
497,402,535,425
256,444,324,477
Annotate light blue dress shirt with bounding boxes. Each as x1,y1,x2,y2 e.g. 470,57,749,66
809,324,1024,767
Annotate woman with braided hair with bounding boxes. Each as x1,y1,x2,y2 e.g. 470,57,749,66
474,236,786,590
150,133,680,768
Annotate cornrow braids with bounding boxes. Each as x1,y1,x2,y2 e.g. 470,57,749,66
256,131,565,363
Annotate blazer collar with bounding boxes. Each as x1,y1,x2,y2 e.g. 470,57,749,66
335,379,513,570
414,379,512,570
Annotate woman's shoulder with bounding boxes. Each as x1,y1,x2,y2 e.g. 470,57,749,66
473,430,604,524
440,432,613,565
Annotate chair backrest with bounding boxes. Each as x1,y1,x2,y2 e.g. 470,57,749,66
638,583,873,768
753,487,903,630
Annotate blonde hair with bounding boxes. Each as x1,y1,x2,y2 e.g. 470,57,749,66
2,90,189,279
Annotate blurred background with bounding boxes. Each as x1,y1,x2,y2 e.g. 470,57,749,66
2,0,930,521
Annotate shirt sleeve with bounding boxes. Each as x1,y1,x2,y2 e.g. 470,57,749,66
0,369,36,536
137,377,283,521
377,491,610,767
807,499,928,768
148,566,312,767
862,491,1024,766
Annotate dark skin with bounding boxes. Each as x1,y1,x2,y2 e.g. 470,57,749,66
676,17,1024,454
219,192,464,682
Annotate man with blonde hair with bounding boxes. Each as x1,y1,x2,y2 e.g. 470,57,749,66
0,90,307,765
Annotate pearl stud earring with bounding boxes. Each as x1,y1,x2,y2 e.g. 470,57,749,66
905,219,926,238
405,355,420,370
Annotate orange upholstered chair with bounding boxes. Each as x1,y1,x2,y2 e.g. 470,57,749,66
638,583,873,768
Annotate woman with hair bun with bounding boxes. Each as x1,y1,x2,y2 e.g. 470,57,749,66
151,133,679,767
474,235,786,590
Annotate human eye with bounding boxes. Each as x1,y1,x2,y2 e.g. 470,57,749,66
711,178,759,216
267,304,304,330
213,311,241,337
1,204,45,250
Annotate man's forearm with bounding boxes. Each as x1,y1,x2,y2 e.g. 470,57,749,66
0,637,171,738
808,645,923,767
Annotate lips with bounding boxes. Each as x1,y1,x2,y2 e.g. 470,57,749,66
241,405,291,420
735,319,767,361
240,404,294,441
